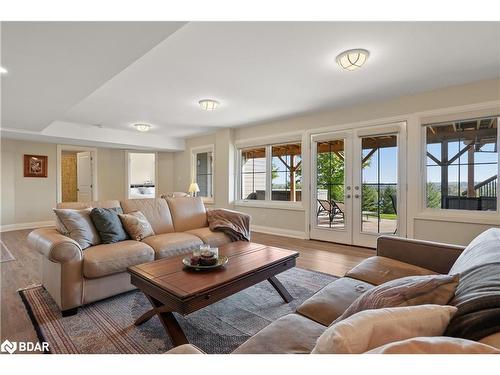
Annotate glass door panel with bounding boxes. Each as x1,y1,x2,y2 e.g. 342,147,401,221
360,135,398,235
316,139,346,230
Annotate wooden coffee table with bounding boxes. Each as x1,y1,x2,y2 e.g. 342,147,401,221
128,241,299,346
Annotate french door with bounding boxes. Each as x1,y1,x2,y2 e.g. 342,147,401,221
310,122,406,248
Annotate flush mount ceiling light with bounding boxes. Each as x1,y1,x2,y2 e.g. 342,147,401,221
199,99,220,111
0,66,7,74
336,49,370,71
134,123,151,132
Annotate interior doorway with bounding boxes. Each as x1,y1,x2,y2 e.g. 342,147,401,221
126,152,157,199
57,145,98,203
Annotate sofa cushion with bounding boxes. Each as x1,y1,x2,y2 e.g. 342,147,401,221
119,211,155,241
296,277,374,326
166,197,208,232
53,208,101,249
83,240,155,278
142,233,203,259
479,332,500,349
185,227,232,247
345,256,437,285
366,336,500,354
232,313,326,354
90,207,129,244
312,304,457,354
446,228,500,341
121,198,175,235
334,274,459,323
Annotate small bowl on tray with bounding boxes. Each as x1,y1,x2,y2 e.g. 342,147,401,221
182,255,228,271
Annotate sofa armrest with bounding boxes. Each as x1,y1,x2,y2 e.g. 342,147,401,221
165,344,205,354
376,236,465,274
28,228,83,263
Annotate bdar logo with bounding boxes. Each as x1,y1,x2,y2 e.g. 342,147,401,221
1,339,17,354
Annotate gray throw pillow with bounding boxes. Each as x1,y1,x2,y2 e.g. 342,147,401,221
90,207,129,244
53,208,101,249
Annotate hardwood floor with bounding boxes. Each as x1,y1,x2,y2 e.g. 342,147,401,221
0,228,373,343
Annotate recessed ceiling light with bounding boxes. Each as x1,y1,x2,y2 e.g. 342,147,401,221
336,49,369,71
134,123,151,132
0,66,7,74
199,99,220,111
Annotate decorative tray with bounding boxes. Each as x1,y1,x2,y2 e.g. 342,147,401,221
182,255,229,271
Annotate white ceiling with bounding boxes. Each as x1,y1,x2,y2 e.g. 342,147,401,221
2,21,500,150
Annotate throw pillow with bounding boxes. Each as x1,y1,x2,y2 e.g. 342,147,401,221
333,274,459,323
311,304,457,354
90,207,129,244
366,336,500,354
119,211,155,241
53,208,101,249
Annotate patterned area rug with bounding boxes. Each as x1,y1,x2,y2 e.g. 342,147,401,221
0,240,16,263
19,268,336,354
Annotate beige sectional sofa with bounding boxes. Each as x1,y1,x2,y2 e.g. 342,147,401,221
166,229,500,354
28,197,232,315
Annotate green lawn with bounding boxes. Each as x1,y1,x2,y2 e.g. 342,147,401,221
380,213,397,220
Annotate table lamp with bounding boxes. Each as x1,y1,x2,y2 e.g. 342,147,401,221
188,182,200,197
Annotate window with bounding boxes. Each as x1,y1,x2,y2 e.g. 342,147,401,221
241,147,266,200
271,144,302,201
192,146,214,199
239,142,302,203
425,116,498,211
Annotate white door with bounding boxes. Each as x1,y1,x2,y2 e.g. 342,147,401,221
77,151,93,202
310,123,406,247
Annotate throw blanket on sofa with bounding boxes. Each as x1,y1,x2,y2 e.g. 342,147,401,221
207,209,251,242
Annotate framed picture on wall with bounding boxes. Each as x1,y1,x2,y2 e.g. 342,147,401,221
24,154,48,177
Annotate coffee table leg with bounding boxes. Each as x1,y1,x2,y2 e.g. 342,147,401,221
268,276,293,303
137,294,189,347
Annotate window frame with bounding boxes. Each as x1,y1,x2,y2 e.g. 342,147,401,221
420,115,500,218
236,141,304,210
190,144,215,204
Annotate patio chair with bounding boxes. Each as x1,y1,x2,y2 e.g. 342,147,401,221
317,199,345,224
390,193,397,234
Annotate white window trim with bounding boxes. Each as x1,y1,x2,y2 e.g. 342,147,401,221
191,144,215,204
235,141,304,210
419,112,500,222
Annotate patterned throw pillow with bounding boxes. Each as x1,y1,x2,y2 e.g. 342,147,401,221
118,211,155,241
53,208,101,249
333,274,459,324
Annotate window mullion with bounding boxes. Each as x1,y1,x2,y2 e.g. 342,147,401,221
266,145,272,201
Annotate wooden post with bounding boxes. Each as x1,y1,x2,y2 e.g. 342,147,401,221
289,154,296,202
467,143,475,197
441,141,448,208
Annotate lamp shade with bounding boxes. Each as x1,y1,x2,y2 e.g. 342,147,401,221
188,182,200,193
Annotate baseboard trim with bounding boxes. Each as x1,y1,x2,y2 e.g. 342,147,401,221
251,225,307,239
0,220,55,232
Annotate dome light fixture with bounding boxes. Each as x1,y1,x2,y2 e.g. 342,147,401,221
336,49,369,71
0,66,8,74
199,99,220,111
134,123,151,132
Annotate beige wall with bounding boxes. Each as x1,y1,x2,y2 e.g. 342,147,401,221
1,138,58,226
0,139,176,227
174,78,500,245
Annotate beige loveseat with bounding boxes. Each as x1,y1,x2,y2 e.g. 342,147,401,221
28,197,234,315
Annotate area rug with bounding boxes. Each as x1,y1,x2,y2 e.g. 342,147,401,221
19,267,336,354
0,240,16,263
